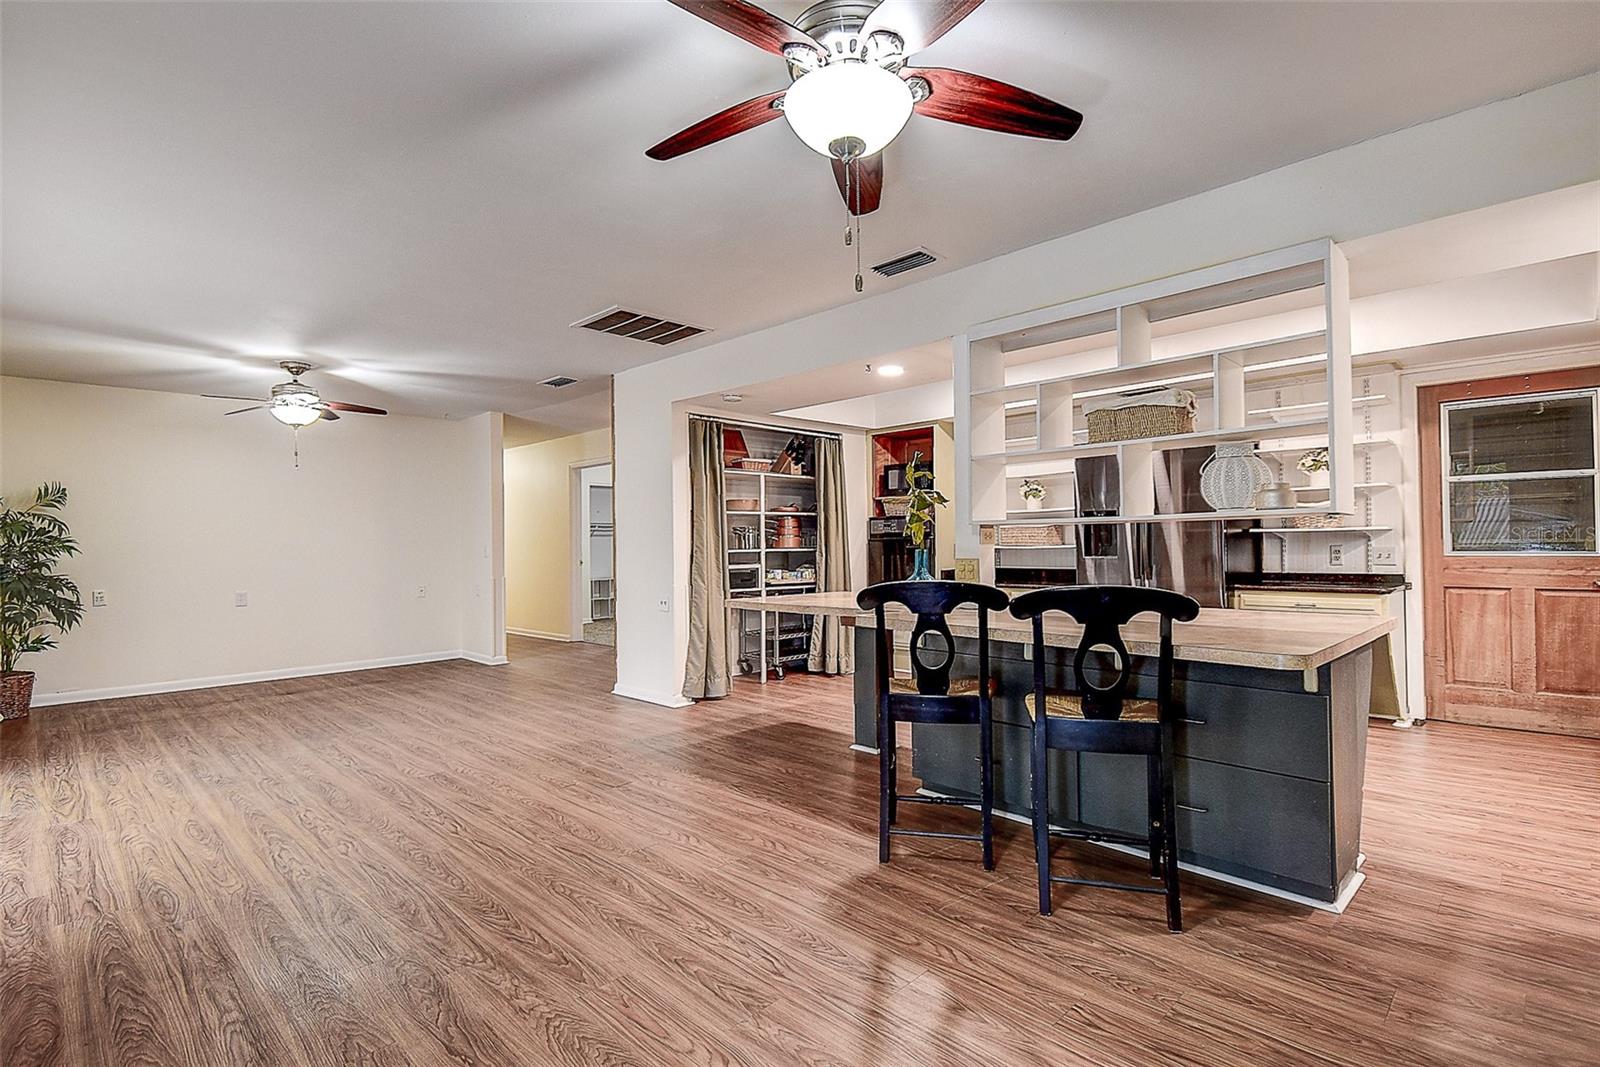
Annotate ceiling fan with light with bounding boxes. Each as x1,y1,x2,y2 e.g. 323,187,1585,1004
205,361,386,463
205,361,387,426
647,0,1083,287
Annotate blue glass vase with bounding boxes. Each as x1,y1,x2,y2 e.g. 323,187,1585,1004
909,546,933,581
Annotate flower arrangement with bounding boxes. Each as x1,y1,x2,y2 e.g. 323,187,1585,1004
1019,479,1046,502
1297,448,1330,475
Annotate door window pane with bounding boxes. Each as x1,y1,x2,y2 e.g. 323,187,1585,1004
1447,394,1594,476
1449,477,1597,553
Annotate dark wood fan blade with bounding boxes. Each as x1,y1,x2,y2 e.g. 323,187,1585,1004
323,400,387,415
665,0,823,59
862,0,985,55
647,89,786,160
907,67,1082,140
204,394,270,403
223,405,266,416
319,408,341,421
830,154,883,215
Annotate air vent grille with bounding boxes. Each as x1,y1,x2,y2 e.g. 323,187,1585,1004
572,306,707,345
871,247,938,277
539,375,580,388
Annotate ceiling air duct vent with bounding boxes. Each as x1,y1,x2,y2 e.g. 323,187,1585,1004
572,306,707,346
871,247,938,278
539,375,580,389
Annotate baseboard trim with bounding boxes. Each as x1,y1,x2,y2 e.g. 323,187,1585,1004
30,650,498,707
611,684,694,709
506,627,574,642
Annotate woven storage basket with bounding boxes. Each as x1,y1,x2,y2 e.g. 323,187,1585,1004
997,524,1065,547
1086,403,1194,443
1285,513,1344,529
879,496,912,517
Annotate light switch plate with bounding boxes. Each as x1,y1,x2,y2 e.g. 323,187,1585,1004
234,591,249,608
91,590,107,608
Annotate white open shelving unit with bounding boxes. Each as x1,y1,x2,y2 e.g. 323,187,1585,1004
959,239,1356,531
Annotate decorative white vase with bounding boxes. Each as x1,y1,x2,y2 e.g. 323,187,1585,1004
1025,497,1042,511
1200,444,1273,511
1304,468,1330,490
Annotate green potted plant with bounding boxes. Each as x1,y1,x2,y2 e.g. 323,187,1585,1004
903,452,947,581
1,483,84,720
1019,478,1047,511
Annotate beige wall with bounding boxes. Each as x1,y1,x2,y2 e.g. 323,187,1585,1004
504,428,610,640
0,376,502,703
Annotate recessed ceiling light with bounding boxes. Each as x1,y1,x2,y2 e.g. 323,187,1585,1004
721,393,743,403
876,364,905,377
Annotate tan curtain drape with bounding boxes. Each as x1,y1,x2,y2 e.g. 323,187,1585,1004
808,436,853,675
683,419,734,700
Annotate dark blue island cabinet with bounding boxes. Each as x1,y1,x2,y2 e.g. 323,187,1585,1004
851,610,1393,908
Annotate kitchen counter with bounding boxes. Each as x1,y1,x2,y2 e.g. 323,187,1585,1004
734,590,1388,910
1230,572,1411,593
727,591,1394,673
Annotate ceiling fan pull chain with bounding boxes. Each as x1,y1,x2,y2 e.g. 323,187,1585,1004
843,164,852,247
853,158,864,294
293,428,301,469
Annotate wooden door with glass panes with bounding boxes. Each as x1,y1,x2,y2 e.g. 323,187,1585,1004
1419,368,1600,737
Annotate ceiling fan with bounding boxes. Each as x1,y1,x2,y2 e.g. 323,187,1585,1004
204,361,387,427
646,0,1084,220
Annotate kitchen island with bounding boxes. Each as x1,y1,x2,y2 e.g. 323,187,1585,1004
728,592,1395,909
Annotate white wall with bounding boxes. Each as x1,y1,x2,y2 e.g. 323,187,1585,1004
0,376,505,703
612,73,1600,707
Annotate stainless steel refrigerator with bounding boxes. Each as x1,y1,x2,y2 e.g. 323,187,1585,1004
1074,447,1226,607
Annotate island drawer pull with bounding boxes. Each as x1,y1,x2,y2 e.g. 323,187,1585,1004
1177,803,1209,814
1180,717,1208,726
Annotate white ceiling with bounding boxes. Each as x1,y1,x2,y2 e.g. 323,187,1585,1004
3,2,1596,428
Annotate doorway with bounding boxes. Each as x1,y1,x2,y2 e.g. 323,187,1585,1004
1418,367,1600,737
574,463,614,646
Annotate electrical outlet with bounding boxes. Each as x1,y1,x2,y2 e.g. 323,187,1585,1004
1370,547,1397,566
657,596,670,613
1328,544,1344,567
91,590,107,608
234,591,249,608
416,585,427,599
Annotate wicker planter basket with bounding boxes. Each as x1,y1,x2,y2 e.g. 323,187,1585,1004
879,496,912,517
0,671,35,721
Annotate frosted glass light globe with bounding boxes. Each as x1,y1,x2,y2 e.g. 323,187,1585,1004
270,398,322,426
783,62,913,159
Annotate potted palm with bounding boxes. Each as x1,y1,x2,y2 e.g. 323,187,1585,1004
903,452,947,581
1,484,84,720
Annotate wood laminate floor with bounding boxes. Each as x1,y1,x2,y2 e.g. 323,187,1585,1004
3,636,1597,1066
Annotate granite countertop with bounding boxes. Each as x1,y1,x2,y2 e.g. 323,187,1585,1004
727,592,1395,672
1229,572,1411,593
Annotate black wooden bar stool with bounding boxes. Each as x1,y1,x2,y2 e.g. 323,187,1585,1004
857,581,1010,868
1007,585,1200,931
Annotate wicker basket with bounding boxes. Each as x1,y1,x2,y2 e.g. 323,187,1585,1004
1086,403,1195,444
879,496,912,517
1285,513,1344,529
734,457,774,472
997,524,1066,547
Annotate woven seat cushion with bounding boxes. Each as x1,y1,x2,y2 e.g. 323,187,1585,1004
1023,691,1159,722
889,677,997,697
